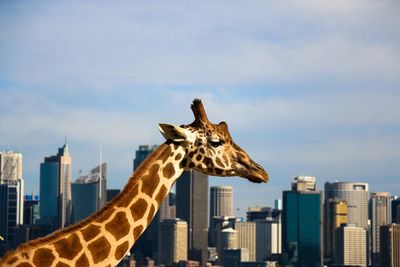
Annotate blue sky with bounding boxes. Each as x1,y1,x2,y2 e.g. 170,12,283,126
1,1,399,217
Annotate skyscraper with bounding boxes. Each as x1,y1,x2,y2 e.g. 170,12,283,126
133,145,157,170
335,224,367,267
210,186,233,224
0,151,24,245
282,176,322,267
39,142,72,230
158,218,188,266
71,162,107,223
380,223,400,267
209,186,233,246
176,170,208,266
325,182,369,229
370,192,392,265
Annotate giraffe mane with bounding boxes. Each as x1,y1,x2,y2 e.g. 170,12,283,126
1,143,170,262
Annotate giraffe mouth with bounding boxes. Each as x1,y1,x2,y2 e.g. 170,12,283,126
236,161,269,183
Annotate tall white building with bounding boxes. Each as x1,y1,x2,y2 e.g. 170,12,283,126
0,151,24,244
236,222,256,261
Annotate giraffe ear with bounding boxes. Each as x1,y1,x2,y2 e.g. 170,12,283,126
159,123,195,143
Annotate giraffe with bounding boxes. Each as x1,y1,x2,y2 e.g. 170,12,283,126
0,99,268,267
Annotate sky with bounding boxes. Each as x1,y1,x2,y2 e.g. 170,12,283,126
1,1,399,218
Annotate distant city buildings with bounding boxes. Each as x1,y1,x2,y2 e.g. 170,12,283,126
39,142,72,230
1,142,399,267
71,162,107,223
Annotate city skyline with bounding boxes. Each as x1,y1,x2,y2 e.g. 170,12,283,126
1,1,399,218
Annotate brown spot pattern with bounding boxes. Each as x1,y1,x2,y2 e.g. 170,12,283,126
96,207,115,223
81,224,101,242
105,211,130,241
133,225,144,240
117,184,139,207
141,164,160,197
147,205,156,224
33,248,55,267
115,241,129,260
188,162,195,168
88,236,111,264
16,263,33,267
55,262,69,267
130,198,148,221
199,148,205,154
76,253,90,267
163,162,175,179
155,185,168,205
180,158,187,168
203,157,212,167
174,153,182,160
54,233,82,260
196,154,202,161
7,257,18,264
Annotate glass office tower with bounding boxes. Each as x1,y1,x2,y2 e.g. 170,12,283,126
282,177,322,267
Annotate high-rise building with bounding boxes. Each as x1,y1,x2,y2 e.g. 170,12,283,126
255,220,282,261
325,182,369,229
380,223,400,267
210,186,233,224
222,248,249,267
282,176,322,267
370,192,392,265
0,151,24,245
209,186,233,246
335,224,367,267
39,142,72,230
158,218,188,266
71,163,107,223
159,192,176,221
176,170,208,266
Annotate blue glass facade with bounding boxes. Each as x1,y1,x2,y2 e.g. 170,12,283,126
39,162,59,228
282,191,322,267
71,182,98,223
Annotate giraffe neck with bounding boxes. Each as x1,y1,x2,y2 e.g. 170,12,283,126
1,142,186,267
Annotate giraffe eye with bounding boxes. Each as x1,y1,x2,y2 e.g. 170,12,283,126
209,139,223,148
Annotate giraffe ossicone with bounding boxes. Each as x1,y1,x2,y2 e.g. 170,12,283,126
0,99,268,267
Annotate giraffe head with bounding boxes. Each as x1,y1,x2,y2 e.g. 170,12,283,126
159,99,268,183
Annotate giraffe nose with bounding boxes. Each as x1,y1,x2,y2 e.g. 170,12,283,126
247,162,269,183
